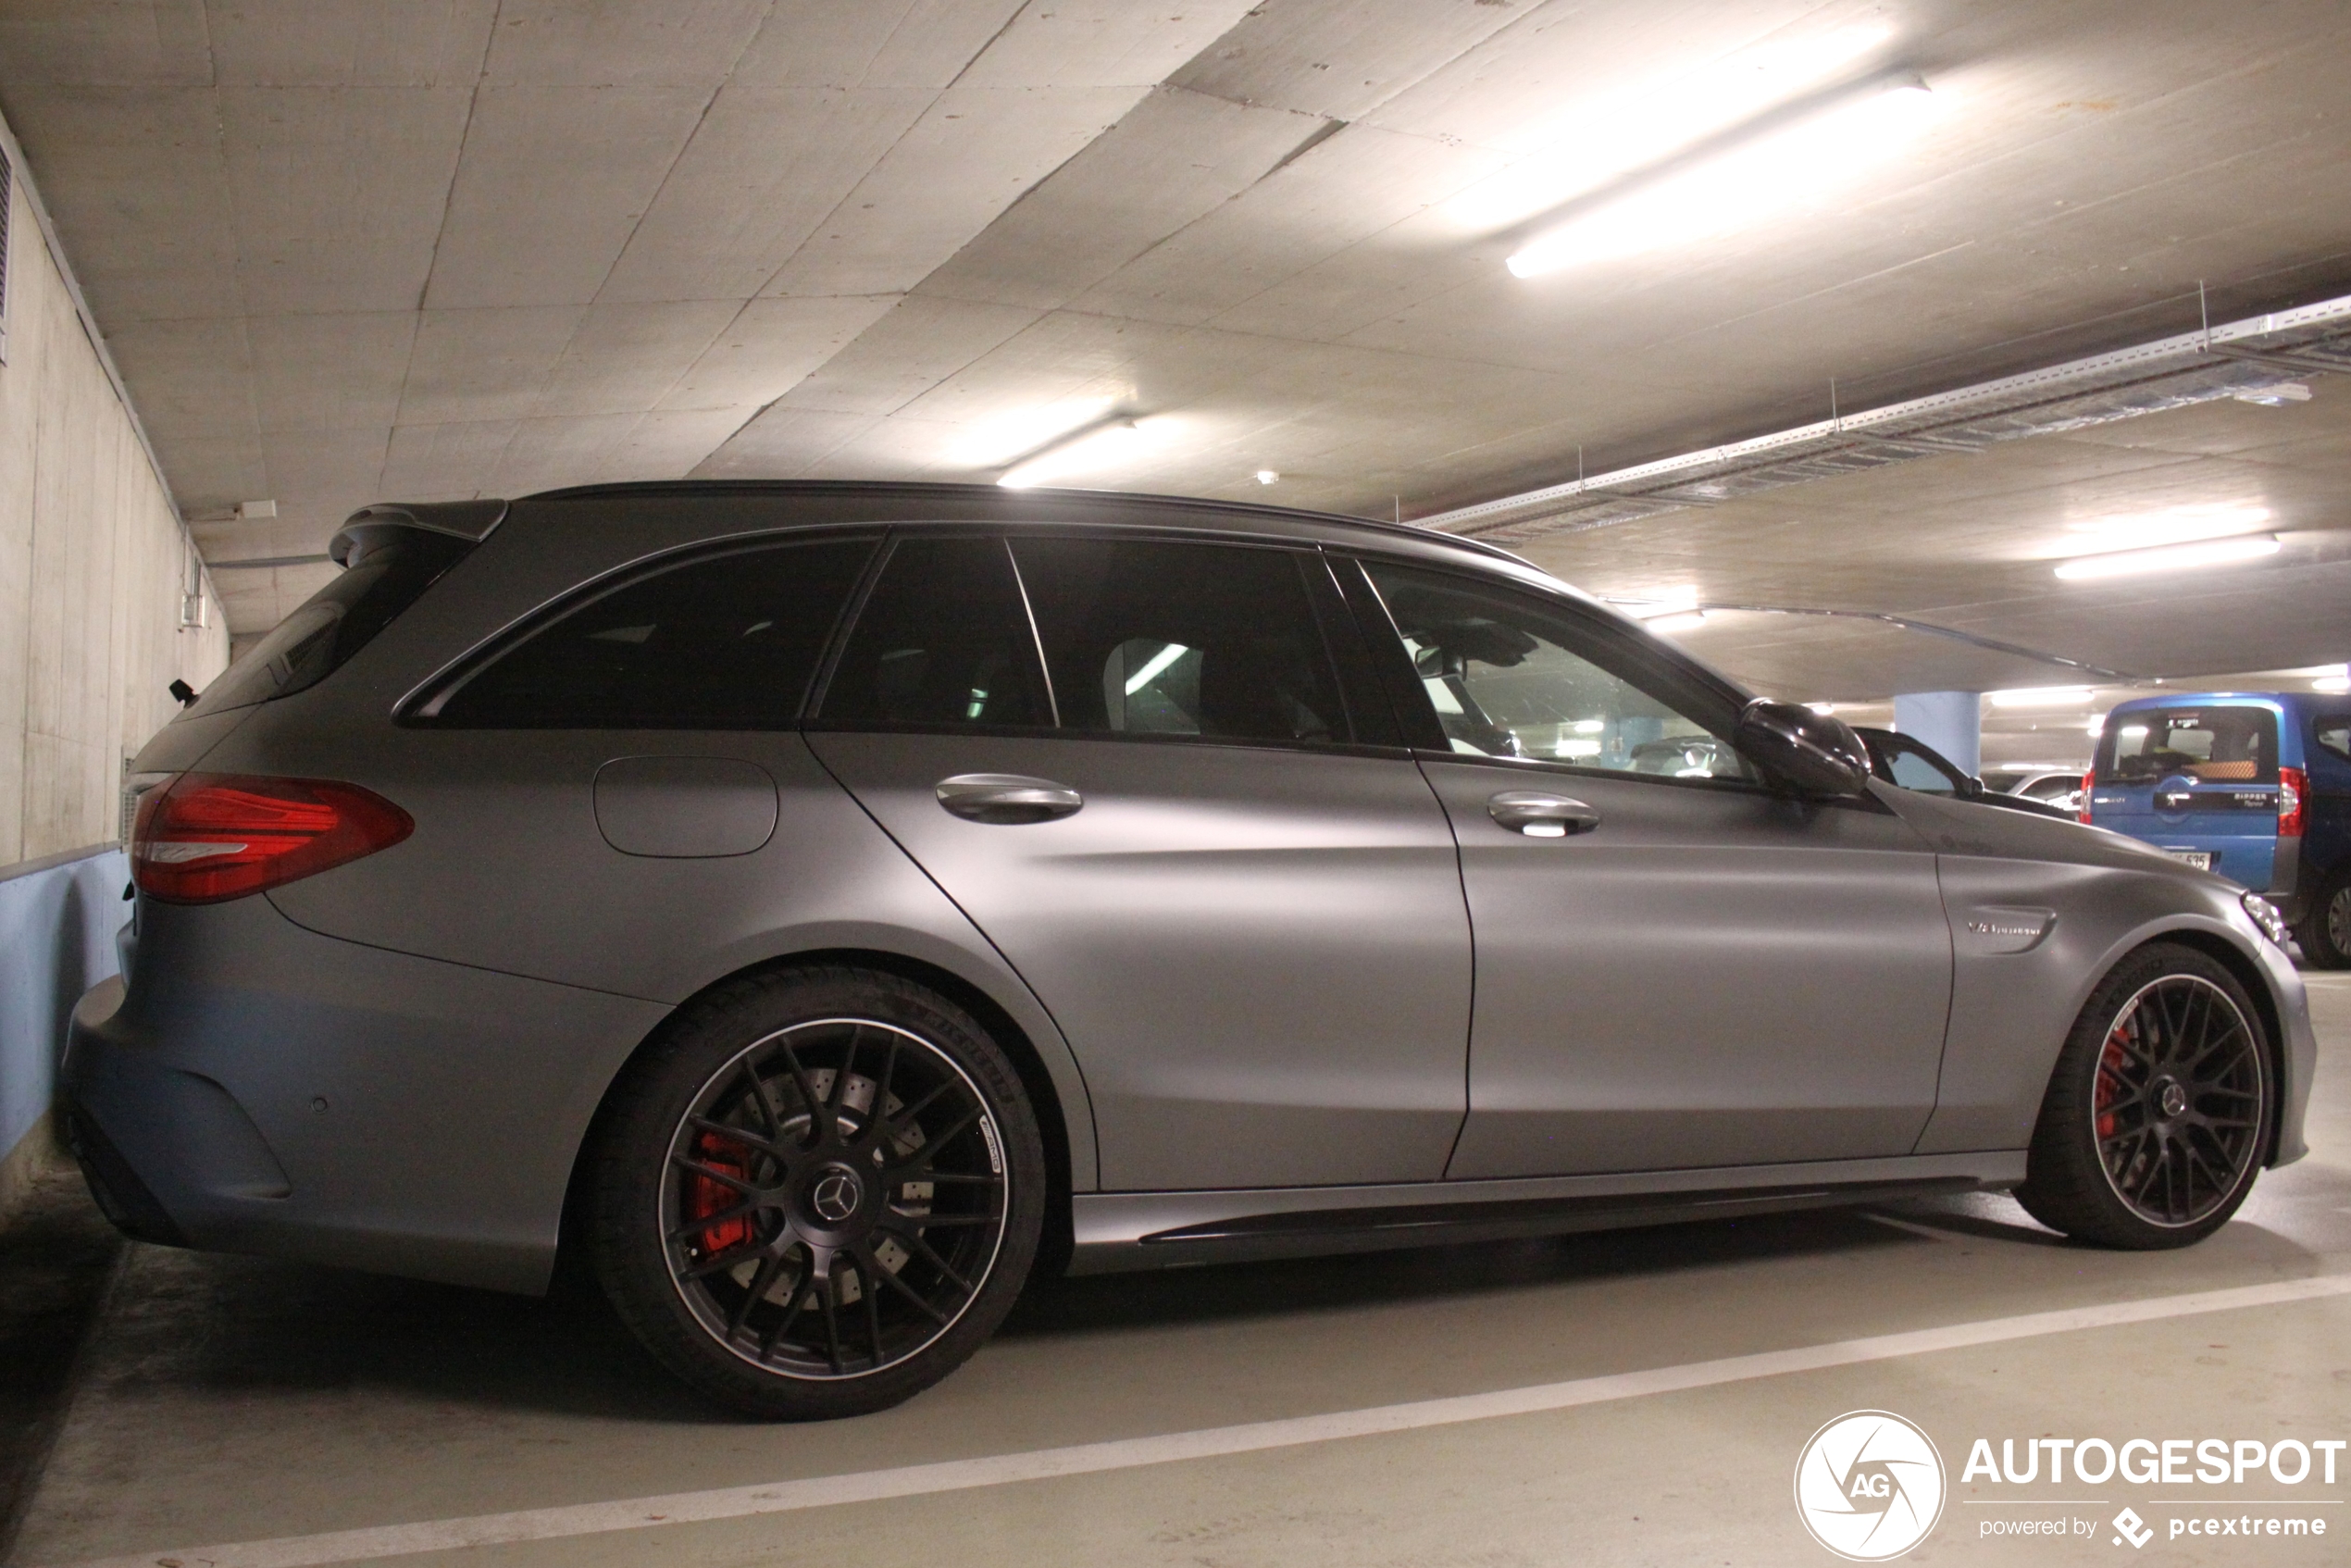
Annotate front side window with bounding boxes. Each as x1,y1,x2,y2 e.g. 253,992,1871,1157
817,536,1051,728
1361,562,1754,781
431,537,873,728
1012,538,1350,746
2096,706,2279,784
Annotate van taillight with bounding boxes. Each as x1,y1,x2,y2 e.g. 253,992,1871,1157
132,774,413,903
2279,765,2307,839
2077,770,2096,825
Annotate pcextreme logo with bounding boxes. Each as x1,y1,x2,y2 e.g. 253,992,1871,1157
1795,1410,1949,1561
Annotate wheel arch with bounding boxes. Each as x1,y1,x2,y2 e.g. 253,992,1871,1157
555,943,1090,1296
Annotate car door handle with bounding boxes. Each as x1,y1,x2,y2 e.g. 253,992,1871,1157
1486,790,1600,838
935,774,1084,825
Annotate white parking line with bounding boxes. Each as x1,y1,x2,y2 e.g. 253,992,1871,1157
44,1273,2351,1568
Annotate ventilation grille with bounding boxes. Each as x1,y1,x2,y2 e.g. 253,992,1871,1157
1422,293,2351,545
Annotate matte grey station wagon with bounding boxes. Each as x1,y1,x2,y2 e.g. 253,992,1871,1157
66,483,2315,1417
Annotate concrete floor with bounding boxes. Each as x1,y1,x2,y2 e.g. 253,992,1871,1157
8,976,2349,1568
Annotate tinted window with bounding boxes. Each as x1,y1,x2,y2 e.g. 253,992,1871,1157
1362,562,1754,780
188,529,474,716
2096,706,2278,784
434,538,873,728
818,536,1051,728
2314,716,2350,764
1013,539,1349,746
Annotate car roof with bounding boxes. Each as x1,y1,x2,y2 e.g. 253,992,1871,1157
2105,691,2304,713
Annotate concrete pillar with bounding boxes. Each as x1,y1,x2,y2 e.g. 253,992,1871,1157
1893,691,1982,776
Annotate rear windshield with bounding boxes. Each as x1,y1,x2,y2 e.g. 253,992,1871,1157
2095,705,2278,785
182,529,475,718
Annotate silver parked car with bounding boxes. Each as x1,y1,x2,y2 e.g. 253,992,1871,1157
68,484,2314,1419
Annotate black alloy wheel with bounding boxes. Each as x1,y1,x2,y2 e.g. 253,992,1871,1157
593,966,1045,1418
2015,943,2270,1248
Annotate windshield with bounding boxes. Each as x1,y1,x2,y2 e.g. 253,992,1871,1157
2094,705,2278,785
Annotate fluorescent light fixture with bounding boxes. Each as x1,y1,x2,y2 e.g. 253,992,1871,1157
1988,686,2094,708
999,417,1157,489
1807,703,1836,715
1507,74,1934,278
951,397,1119,468
1571,718,1606,733
2316,674,2351,694
1553,738,1603,758
1124,641,1190,695
1447,24,1893,234
2060,502,2270,552
1644,610,1708,634
2085,714,2105,737
1617,586,1702,619
2053,534,2281,580
1255,469,1280,485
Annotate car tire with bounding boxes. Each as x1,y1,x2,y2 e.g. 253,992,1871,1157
2013,943,2270,1249
591,964,1046,1419
2293,868,2351,970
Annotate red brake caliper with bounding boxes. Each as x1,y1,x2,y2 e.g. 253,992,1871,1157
2095,1027,2130,1140
690,1131,752,1254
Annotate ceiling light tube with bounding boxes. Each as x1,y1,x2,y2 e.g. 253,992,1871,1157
2052,534,2281,581
1987,686,2095,708
1643,610,1708,634
998,417,1149,490
1507,74,1934,279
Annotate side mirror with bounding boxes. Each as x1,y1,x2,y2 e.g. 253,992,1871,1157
1962,776,1987,799
1735,700,1872,798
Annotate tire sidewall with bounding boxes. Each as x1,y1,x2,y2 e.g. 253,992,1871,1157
592,965,1047,1419
2024,942,2272,1248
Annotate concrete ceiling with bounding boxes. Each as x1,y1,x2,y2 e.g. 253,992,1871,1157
2,0,2349,676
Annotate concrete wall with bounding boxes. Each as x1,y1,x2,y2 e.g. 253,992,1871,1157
0,111,229,1193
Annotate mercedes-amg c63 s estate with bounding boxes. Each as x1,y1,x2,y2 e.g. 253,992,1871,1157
66,482,2314,1418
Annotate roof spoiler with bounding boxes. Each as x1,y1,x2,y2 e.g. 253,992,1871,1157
330,500,510,566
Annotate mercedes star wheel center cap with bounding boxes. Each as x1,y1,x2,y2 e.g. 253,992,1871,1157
2157,1079,2189,1119
809,1168,863,1225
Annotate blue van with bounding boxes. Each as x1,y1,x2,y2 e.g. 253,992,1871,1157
2084,691,2351,966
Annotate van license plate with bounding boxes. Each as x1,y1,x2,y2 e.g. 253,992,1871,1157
2163,850,2216,871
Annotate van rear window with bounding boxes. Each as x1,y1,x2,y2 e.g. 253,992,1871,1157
2096,706,2277,785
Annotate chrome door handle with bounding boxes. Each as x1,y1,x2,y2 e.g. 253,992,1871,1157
935,774,1084,824
1486,790,1599,838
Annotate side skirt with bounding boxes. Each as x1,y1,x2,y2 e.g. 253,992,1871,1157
1067,1151,2026,1274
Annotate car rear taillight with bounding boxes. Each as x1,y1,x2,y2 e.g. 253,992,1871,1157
132,774,413,903
2077,769,2096,825
2279,765,2307,839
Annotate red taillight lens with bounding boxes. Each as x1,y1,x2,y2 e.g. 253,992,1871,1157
2077,770,2096,825
132,774,413,903
2279,765,2307,839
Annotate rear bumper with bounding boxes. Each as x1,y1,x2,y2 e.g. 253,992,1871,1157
60,894,667,1294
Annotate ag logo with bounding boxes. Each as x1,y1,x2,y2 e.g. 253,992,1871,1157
1794,1410,1947,1561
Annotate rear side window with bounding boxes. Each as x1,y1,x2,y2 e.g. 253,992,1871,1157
2096,706,2278,784
816,536,1051,729
1011,538,1350,746
431,537,874,728
2315,716,2351,764
186,529,474,716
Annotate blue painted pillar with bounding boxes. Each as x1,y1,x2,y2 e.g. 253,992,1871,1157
1893,690,1981,776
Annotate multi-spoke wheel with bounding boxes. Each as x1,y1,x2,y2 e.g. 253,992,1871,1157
592,966,1045,1418
2015,943,2271,1248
